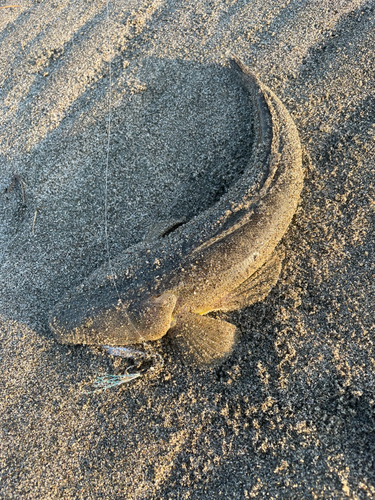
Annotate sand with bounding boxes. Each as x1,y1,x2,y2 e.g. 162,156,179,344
1,1,375,498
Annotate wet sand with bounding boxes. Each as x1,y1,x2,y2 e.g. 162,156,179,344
1,1,375,498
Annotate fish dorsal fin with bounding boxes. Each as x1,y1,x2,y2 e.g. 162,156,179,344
169,312,237,365
143,217,186,242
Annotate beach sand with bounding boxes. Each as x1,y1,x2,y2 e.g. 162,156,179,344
1,1,375,498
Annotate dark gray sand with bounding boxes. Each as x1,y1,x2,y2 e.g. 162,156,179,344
1,1,375,498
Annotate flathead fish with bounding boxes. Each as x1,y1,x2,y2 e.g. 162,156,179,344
49,58,303,365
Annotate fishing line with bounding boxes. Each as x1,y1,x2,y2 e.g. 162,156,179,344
104,0,120,299
103,1,145,344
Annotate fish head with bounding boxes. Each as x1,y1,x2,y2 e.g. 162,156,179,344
49,278,178,346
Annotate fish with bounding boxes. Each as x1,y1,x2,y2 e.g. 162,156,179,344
49,57,304,365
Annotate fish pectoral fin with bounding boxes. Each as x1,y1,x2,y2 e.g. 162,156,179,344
169,312,237,365
218,250,284,312
143,217,186,242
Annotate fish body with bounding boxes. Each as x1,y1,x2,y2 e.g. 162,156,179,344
49,58,303,365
